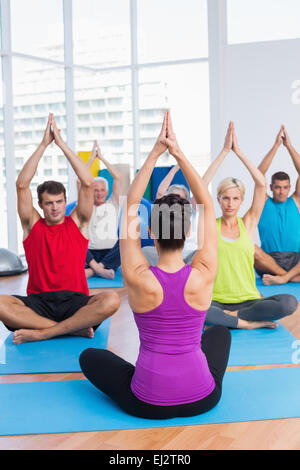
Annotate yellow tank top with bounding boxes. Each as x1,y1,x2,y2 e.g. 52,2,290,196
212,217,261,303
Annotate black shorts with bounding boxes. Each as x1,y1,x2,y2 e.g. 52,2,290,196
8,290,95,332
256,251,300,276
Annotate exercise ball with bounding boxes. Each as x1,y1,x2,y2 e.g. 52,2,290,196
0,248,28,276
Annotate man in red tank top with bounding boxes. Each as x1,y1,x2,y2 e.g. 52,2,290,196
0,114,120,344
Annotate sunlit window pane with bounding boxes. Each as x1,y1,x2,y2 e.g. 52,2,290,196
227,0,300,44
74,68,133,172
138,0,208,63
73,0,130,67
139,63,210,175
10,0,64,60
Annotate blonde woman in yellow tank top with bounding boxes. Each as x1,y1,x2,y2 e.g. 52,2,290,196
202,122,297,329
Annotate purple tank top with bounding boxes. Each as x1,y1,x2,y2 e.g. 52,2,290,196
130,265,215,406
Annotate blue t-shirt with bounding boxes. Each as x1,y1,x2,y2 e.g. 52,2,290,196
258,196,300,253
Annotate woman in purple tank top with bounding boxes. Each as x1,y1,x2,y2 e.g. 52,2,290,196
80,112,231,419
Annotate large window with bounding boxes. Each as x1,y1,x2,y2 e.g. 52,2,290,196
0,0,209,253
137,0,209,174
73,0,131,67
139,63,210,175
137,0,208,63
3,0,300,254
12,57,67,253
227,0,300,44
74,68,133,167
10,0,64,59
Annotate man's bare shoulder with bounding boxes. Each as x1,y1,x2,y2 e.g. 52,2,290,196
292,194,300,211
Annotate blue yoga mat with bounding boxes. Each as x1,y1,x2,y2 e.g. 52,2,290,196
256,277,300,300
1,366,300,436
228,323,297,366
0,318,110,375
87,268,123,288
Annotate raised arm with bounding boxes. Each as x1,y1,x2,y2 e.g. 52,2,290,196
282,127,300,203
282,126,300,174
231,125,266,237
258,126,283,176
165,113,218,280
16,113,54,237
202,122,233,186
51,116,94,231
156,164,180,199
86,140,98,169
294,177,300,209
120,113,168,282
95,142,122,202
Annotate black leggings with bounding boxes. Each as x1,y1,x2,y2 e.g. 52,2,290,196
79,325,231,420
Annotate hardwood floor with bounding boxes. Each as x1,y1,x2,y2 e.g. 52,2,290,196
0,272,300,450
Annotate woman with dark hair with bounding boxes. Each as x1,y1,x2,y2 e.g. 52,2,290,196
79,112,231,419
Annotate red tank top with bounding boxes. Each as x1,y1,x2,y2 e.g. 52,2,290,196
24,216,89,295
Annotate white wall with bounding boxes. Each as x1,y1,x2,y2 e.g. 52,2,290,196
210,38,300,221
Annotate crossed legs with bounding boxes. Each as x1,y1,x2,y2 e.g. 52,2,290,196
85,242,121,280
262,260,300,285
206,294,298,330
0,291,120,344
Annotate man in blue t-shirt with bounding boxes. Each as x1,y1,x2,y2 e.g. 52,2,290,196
254,126,300,285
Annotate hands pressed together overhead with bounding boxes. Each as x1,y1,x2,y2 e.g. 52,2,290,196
91,140,104,162
277,125,291,150
224,121,292,156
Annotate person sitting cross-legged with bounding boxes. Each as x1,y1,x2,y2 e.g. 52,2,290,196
254,126,300,285
84,140,122,281
79,111,232,420
202,122,298,330
0,114,120,345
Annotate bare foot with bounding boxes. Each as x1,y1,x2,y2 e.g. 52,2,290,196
85,268,95,279
13,327,95,344
238,319,278,330
95,267,115,280
70,327,95,339
262,274,287,285
224,309,238,317
13,328,45,345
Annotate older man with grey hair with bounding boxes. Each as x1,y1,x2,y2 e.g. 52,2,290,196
84,141,122,280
